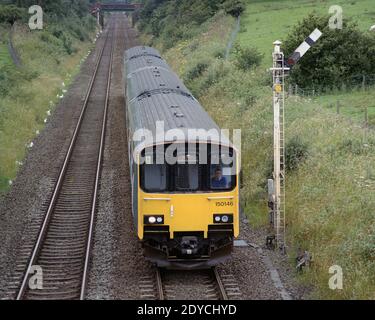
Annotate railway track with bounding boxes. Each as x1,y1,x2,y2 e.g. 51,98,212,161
10,18,117,300
140,267,242,300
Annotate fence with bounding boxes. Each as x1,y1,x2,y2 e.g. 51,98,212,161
287,74,375,97
285,76,375,130
8,24,22,67
328,101,375,129
225,15,241,60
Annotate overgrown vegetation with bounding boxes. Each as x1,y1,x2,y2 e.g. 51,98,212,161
0,1,96,193
137,0,244,49
137,0,375,299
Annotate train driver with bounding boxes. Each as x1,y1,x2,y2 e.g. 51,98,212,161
211,167,227,189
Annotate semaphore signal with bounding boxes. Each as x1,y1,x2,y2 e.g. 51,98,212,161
269,28,322,251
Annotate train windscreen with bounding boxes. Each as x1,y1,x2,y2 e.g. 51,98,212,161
140,144,236,193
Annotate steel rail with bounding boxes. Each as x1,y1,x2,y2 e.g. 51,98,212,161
16,20,115,300
213,267,228,300
80,19,116,300
155,268,165,300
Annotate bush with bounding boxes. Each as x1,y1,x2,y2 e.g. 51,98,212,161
221,0,245,17
285,136,309,171
232,44,263,71
184,61,210,82
283,13,375,89
0,5,25,25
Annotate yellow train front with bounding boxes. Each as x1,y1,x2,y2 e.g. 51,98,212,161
124,46,240,269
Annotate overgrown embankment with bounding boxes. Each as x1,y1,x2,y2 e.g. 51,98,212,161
0,2,97,192
137,0,375,299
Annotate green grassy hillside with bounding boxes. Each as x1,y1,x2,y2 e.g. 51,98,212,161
238,0,375,66
0,3,96,193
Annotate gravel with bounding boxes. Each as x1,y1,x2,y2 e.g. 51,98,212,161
85,14,151,300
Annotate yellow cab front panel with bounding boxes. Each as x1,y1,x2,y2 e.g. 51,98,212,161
138,189,239,239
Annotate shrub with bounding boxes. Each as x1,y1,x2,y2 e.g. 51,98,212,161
221,0,245,17
232,44,263,71
184,61,210,83
0,5,25,25
285,136,309,171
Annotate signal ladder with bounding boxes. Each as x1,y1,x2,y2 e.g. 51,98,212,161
271,41,287,250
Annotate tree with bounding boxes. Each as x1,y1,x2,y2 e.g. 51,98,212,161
222,0,244,17
0,4,25,24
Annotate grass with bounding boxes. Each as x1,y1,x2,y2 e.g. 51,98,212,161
0,22,96,194
314,90,375,124
151,0,375,299
0,43,11,67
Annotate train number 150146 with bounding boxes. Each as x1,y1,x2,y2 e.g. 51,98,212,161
215,201,234,207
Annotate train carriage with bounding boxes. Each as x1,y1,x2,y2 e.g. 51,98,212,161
124,46,240,269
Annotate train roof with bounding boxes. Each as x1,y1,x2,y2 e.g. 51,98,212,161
125,55,172,75
125,46,162,61
126,66,191,102
125,46,232,148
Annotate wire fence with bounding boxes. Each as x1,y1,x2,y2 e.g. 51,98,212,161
287,74,375,97
285,75,375,130
327,101,375,129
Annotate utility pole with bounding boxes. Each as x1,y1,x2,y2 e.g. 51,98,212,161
269,29,322,251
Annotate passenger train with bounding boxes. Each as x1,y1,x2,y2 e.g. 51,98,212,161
124,46,240,269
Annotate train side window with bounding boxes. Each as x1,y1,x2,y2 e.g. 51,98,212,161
143,164,167,192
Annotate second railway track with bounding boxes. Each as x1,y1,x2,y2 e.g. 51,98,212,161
13,18,117,300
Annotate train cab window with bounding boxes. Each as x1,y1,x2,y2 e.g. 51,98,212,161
140,145,236,193
143,164,167,192
175,153,199,191
210,165,233,190
175,164,199,191
209,150,236,191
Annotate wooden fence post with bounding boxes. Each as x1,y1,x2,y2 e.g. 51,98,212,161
362,75,366,91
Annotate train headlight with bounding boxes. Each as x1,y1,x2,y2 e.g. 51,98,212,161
144,215,164,225
213,214,233,224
